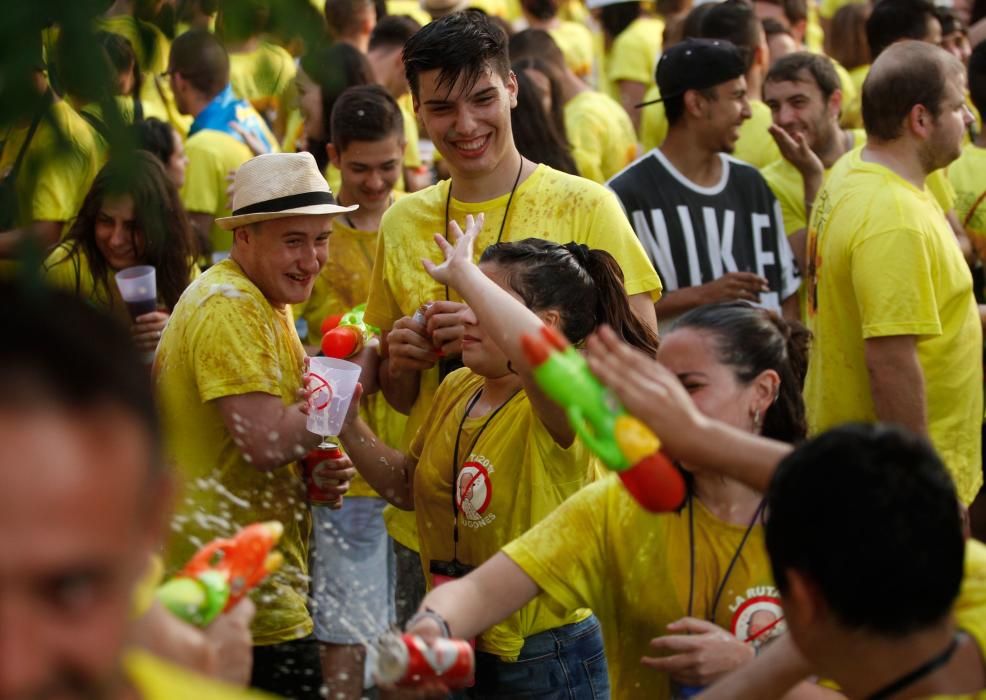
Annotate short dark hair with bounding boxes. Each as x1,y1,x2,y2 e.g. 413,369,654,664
862,40,962,141
969,41,986,117
757,0,807,25
325,0,375,38
665,86,716,126
765,51,841,101
762,17,793,41
866,0,938,59
699,0,762,70
168,28,229,97
935,5,966,37
402,10,509,99
330,84,405,152
766,424,964,636
133,117,177,166
521,0,560,21
368,14,421,52
0,281,161,468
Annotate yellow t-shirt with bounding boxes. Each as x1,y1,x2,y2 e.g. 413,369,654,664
365,164,662,550
385,0,432,27
155,258,313,645
411,369,596,659
841,64,869,129
603,16,664,102
564,89,637,184
397,92,423,171
124,649,276,699
504,476,779,699
293,216,408,497
804,149,983,505
948,143,986,240
639,86,668,153
43,242,128,323
949,540,986,700
229,42,297,115
180,129,254,254
548,21,596,80
0,100,100,227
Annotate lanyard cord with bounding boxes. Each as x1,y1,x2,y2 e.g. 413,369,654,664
866,632,962,700
443,157,525,302
450,386,521,562
687,493,766,623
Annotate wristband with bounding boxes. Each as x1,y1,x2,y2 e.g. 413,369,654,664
406,607,451,639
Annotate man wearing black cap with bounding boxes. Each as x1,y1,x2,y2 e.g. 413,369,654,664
608,38,800,323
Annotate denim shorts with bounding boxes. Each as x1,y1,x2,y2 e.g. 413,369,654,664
309,497,396,645
468,614,610,699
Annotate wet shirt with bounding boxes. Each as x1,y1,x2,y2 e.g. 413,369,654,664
154,258,313,645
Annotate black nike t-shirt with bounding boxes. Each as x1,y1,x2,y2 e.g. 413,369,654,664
607,149,800,313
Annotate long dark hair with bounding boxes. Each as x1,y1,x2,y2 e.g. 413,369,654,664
479,239,659,355
673,302,810,444
510,67,578,175
61,151,195,311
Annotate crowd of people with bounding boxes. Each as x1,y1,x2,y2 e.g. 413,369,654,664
3,0,986,698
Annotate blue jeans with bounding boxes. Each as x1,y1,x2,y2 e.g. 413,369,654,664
468,615,609,699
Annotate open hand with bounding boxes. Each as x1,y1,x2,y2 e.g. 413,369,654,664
642,617,753,686
422,213,485,286
768,124,824,182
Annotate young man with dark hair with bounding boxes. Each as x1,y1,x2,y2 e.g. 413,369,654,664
364,8,660,635
509,28,637,183
168,29,277,260
804,42,982,513
610,38,799,325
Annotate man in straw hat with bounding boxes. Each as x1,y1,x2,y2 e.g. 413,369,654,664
154,151,358,698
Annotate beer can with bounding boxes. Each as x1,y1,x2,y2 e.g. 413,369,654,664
375,633,474,689
301,441,345,507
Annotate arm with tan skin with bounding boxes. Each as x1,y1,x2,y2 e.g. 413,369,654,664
864,335,927,438
379,313,440,415
422,214,576,446
629,292,659,335
619,80,649,132
0,221,63,258
768,124,824,276
654,273,772,321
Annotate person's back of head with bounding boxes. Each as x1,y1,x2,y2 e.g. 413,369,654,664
765,51,841,103
509,66,578,175
402,9,509,99
826,2,871,70
969,42,986,118
598,1,642,42
509,28,568,80
325,0,376,40
368,14,421,52
766,424,964,644
169,28,229,98
866,0,939,60
217,0,270,44
301,42,374,163
133,117,177,166
862,40,963,142
755,0,807,33
520,0,560,21
330,84,404,152
699,0,763,71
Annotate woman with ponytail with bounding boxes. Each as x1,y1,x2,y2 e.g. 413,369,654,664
396,299,814,699
337,215,656,697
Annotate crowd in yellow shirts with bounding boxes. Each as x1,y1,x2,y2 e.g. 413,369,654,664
5,0,986,699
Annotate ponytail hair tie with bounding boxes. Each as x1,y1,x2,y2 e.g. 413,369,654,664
564,241,592,269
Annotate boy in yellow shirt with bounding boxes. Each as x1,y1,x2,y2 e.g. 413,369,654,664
804,42,982,506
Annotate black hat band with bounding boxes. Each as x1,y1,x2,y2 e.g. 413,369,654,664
232,190,337,216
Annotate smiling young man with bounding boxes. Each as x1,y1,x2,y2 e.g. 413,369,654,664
154,152,357,698
363,8,660,630
609,38,800,325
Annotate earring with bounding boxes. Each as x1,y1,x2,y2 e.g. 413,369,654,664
752,408,762,429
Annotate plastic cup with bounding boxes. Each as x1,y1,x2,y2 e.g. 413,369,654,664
306,357,361,438
114,265,157,321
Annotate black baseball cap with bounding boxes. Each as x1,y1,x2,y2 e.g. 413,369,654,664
636,38,747,108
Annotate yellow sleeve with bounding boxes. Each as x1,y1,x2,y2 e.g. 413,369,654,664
399,95,422,169
852,228,943,339
955,540,986,662
364,211,408,331
191,295,285,401
927,169,957,213
181,139,226,217
567,111,605,184
606,27,656,86
763,162,807,235
584,189,663,300
502,478,612,617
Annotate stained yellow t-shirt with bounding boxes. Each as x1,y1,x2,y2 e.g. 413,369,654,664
0,100,100,227
155,258,313,645
411,369,596,659
293,216,408,497
804,149,983,504
229,42,297,115
564,89,637,183
948,143,986,240
125,649,276,699
504,476,780,699
548,21,596,80
180,129,255,254
365,164,662,550
603,16,664,102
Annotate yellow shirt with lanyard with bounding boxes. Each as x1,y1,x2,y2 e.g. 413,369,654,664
364,163,663,551
504,476,777,699
410,369,598,660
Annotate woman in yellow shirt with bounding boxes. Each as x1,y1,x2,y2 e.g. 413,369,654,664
403,301,810,699
44,151,197,355
338,215,658,696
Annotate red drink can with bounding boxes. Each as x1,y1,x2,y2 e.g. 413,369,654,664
301,441,345,507
375,633,474,689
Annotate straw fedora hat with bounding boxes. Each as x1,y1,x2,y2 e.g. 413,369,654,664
216,152,357,230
